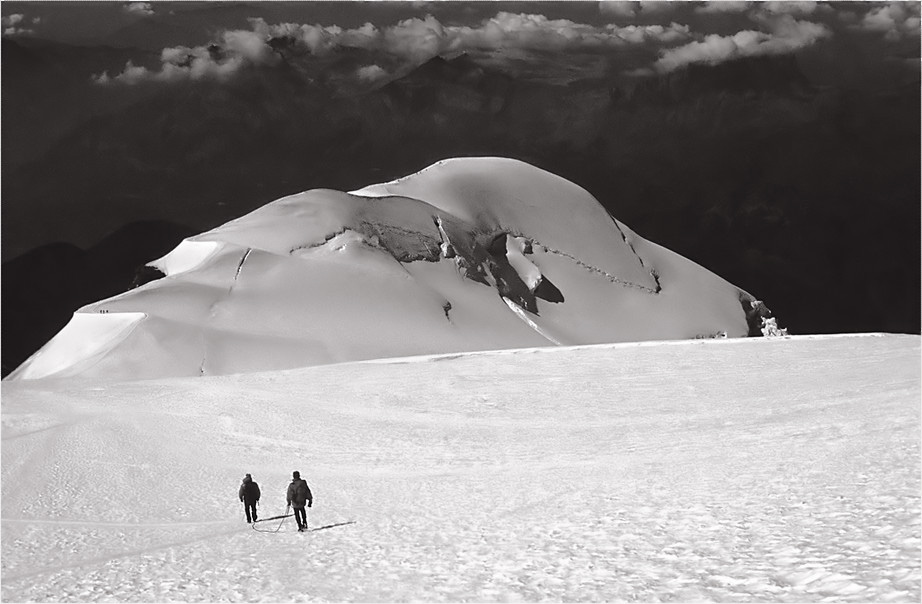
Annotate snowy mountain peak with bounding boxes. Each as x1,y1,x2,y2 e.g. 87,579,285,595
7,157,770,381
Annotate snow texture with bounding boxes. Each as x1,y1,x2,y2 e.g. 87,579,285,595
2,334,919,602
7,157,763,382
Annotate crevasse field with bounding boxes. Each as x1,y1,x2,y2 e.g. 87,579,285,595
2,333,919,602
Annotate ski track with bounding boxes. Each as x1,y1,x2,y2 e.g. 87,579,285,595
1,335,919,602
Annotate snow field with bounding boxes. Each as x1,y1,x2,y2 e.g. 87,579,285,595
2,334,919,601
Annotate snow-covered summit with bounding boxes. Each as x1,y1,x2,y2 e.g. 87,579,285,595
7,157,770,381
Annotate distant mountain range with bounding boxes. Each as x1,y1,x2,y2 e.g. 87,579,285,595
2,39,919,375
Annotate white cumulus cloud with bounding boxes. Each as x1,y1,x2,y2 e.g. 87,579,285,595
124,2,154,17
654,13,831,72
857,2,920,41
94,11,699,86
455,11,690,51
356,64,389,82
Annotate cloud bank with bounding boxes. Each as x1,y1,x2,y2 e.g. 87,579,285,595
91,4,889,85
93,12,692,85
856,1,920,41
653,13,831,73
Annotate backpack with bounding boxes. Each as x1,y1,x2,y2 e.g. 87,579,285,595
295,481,308,501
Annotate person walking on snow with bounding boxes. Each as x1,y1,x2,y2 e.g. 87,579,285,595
239,473,261,523
287,471,313,532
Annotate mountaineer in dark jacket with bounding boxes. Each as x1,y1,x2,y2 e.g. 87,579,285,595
286,471,313,532
239,473,261,523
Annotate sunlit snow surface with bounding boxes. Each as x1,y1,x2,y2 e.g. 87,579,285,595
2,334,919,602
8,157,759,382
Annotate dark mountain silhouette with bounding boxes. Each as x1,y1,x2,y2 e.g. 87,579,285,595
1,38,155,171
100,3,261,51
1,220,197,375
376,54,515,117
614,54,815,105
2,45,919,376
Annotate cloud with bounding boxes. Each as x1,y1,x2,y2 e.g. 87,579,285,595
356,64,388,82
96,11,699,85
94,46,252,85
857,2,920,41
221,28,276,64
384,15,453,61
608,22,690,44
124,2,154,17
2,13,35,36
654,14,831,72
454,12,690,51
92,60,151,85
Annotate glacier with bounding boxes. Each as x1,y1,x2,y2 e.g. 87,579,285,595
7,157,770,381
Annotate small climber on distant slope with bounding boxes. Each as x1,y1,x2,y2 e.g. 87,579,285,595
239,473,261,523
286,471,313,532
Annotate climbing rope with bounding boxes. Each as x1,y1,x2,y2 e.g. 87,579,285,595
251,511,293,533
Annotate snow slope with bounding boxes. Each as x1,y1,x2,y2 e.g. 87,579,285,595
2,334,918,602
7,157,767,382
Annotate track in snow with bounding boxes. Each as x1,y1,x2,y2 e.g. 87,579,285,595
2,334,919,602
